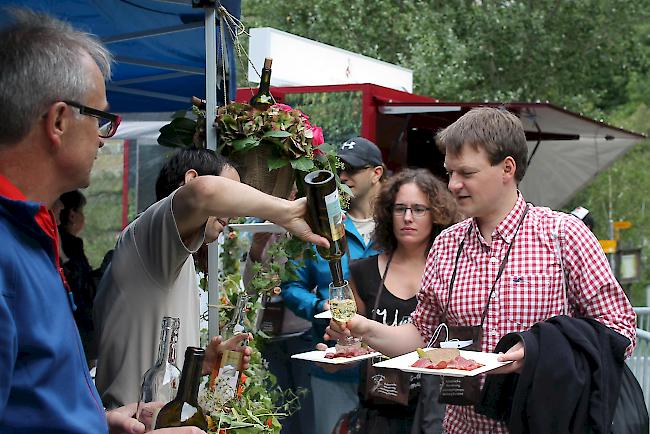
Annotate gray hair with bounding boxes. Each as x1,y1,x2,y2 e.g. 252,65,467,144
0,8,113,145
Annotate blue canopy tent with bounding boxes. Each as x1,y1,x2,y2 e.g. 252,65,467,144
0,0,241,112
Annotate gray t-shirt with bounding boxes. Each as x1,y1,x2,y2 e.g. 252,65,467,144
94,191,204,409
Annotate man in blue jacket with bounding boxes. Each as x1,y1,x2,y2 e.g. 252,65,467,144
282,137,385,434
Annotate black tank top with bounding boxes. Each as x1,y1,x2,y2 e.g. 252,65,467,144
350,255,418,326
350,255,420,414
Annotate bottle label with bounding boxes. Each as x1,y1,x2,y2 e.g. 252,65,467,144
216,350,242,401
180,403,199,423
324,190,344,241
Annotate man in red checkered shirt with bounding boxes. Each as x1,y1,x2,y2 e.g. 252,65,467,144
326,107,636,433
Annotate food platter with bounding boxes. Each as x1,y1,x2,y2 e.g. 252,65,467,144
373,350,512,377
291,347,382,365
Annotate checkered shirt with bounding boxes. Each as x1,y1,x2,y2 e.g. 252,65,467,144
411,193,636,434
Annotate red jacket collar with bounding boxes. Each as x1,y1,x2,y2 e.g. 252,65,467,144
0,174,58,243
0,174,27,201
0,174,71,297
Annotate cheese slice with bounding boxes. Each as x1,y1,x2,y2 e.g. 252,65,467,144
419,348,460,364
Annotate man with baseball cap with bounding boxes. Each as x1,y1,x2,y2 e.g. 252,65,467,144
338,136,384,169
281,136,385,434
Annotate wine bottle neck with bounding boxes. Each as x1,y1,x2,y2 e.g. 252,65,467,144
329,260,345,287
168,326,179,365
226,295,249,334
176,350,204,404
156,325,171,365
258,68,271,92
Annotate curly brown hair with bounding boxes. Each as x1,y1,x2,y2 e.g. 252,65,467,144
372,168,458,254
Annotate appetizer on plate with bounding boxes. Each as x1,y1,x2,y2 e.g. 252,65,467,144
324,341,375,359
411,348,484,371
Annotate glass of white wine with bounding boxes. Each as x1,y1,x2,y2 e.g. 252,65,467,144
329,280,360,346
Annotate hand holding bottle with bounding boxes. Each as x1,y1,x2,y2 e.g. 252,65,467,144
106,403,206,434
276,197,330,249
203,333,252,375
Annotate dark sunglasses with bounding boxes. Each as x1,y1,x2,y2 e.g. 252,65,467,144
338,164,371,175
64,100,121,138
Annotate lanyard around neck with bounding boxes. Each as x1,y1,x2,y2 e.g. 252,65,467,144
371,253,394,321
442,204,529,327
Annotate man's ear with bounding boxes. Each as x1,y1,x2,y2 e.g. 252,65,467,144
503,156,517,181
371,165,384,184
183,169,199,184
43,102,69,148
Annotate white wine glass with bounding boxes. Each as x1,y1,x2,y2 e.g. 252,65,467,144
329,280,361,346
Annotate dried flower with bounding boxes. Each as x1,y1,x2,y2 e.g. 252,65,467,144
214,102,335,173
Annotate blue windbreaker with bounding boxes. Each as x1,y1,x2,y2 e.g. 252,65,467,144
0,181,107,433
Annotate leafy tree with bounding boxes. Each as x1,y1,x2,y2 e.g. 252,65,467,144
241,0,649,115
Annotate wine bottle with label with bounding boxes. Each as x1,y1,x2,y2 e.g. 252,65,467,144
136,316,181,431
210,293,250,401
154,347,208,430
249,57,273,111
304,170,348,286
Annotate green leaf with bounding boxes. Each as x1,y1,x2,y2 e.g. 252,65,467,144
267,157,290,170
168,116,197,133
231,136,260,152
226,421,256,428
339,183,353,197
157,117,197,148
263,130,293,138
171,109,188,119
157,132,185,148
290,157,315,172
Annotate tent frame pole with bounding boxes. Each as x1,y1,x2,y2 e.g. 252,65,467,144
204,5,221,339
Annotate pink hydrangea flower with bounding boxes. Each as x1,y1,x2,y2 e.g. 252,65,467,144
273,103,293,112
311,126,324,147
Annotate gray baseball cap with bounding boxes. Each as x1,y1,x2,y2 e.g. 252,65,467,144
337,136,383,168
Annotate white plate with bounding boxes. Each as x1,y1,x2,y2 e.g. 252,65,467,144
314,310,332,319
373,350,512,377
291,347,382,365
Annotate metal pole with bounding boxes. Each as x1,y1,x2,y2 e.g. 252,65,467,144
134,141,140,214
204,5,220,339
608,173,617,275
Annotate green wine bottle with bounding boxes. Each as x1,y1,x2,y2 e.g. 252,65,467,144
304,170,347,286
154,346,208,430
249,57,273,110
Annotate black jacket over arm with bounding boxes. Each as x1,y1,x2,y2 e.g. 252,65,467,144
476,315,630,434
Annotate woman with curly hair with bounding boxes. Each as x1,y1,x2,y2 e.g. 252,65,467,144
334,168,458,434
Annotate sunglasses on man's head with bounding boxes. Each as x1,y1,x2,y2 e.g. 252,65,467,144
339,164,371,175
63,100,121,138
